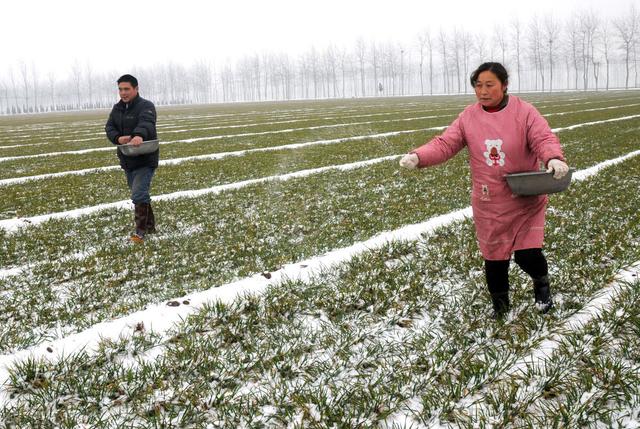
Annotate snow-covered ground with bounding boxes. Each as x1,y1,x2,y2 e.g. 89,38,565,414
1,92,639,426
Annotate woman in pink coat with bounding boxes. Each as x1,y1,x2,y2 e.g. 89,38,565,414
400,62,569,319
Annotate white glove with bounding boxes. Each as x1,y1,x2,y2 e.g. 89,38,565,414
546,159,569,179
399,153,419,169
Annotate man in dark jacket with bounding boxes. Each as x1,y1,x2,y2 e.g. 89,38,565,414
105,74,159,243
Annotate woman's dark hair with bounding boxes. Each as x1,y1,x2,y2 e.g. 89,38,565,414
117,74,138,87
470,62,508,92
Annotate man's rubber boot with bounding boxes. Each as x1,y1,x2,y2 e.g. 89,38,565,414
131,203,150,243
146,203,156,234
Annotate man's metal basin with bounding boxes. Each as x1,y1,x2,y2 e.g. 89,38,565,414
117,139,159,156
505,169,574,196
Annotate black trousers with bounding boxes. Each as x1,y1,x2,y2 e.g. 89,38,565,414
484,248,548,295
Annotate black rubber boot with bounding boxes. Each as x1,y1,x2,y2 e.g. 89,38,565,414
131,203,150,243
533,275,553,314
485,259,511,320
491,292,510,320
146,203,156,234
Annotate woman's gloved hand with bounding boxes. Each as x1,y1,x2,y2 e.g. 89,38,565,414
399,153,419,169
546,159,569,179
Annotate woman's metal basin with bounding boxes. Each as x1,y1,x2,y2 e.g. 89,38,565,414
505,169,574,196
117,139,159,156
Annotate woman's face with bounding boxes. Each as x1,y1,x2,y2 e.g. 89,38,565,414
474,71,506,107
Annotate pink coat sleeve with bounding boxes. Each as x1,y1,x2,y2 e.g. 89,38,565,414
411,115,466,168
525,106,566,165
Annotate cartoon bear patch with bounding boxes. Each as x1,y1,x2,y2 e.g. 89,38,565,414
483,139,505,166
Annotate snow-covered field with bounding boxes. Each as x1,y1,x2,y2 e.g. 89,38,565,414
1,92,640,427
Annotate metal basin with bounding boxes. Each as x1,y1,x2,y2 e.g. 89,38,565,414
505,169,574,196
117,139,159,156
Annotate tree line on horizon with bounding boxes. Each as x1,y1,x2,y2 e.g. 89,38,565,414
0,7,638,115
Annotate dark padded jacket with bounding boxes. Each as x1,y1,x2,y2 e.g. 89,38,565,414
105,95,159,170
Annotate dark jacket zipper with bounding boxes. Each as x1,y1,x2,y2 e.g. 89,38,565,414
121,102,128,136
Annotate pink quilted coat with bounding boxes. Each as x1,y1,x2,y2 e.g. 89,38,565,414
411,95,566,260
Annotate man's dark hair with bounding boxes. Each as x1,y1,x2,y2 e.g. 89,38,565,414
470,62,509,92
117,74,138,87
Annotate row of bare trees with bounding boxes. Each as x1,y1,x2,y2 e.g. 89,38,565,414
1,8,638,115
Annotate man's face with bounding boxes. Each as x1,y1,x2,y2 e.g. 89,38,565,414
118,82,138,103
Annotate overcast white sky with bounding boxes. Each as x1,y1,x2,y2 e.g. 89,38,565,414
1,0,633,77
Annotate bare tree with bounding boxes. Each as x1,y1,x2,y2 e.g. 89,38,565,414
562,44,572,90
635,38,639,87
566,16,581,89
47,72,56,109
544,15,560,92
415,31,434,95
309,48,320,99
220,63,233,102
260,54,269,100
317,52,328,98
355,38,367,97
31,61,40,111
614,5,640,89
267,54,282,100
438,29,449,93
475,33,488,66
382,43,399,96
378,45,387,95
350,54,359,97
236,59,249,101
325,46,339,98
399,44,406,95
370,42,379,96
166,62,178,103
19,61,30,111
193,60,213,103
453,29,462,93
461,31,473,93
85,61,94,107
151,65,165,103
579,11,598,90
0,81,8,113
590,17,603,91
280,54,294,100
271,54,285,100
417,31,428,95
298,53,310,99
8,67,19,112
208,62,219,102
70,60,83,108
336,47,348,98
252,55,261,101
601,21,612,90
528,16,544,91
494,24,508,65
511,19,523,92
